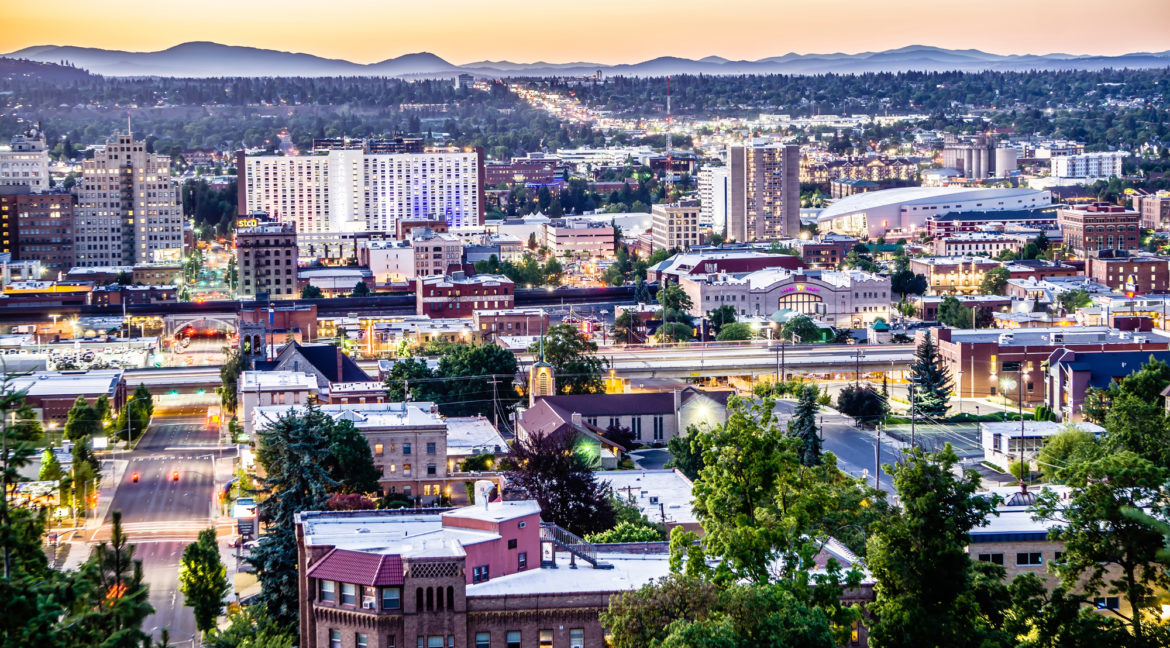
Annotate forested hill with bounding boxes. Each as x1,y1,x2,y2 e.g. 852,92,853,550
0,57,92,83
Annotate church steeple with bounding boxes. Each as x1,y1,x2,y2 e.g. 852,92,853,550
528,327,555,406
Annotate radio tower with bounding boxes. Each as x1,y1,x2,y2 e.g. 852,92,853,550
665,76,673,190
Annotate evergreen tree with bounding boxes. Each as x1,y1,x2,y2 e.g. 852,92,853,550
788,386,822,467
63,396,101,442
910,330,952,418
88,511,153,647
180,528,230,635
38,448,62,482
323,419,381,494
249,406,338,627
865,445,998,648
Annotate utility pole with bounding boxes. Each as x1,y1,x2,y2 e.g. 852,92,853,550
874,423,881,491
909,382,916,448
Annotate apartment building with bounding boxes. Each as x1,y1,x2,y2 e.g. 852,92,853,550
650,200,701,251
1084,249,1170,294
412,229,465,277
1057,202,1140,256
727,141,800,241
75,131,182,267
697,166,729,234
0,125,50,192
1050,151,1126,179
236,222,299,300
931,233,1021,257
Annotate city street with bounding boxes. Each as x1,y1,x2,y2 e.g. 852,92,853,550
774,400,905,493
97,402,236,644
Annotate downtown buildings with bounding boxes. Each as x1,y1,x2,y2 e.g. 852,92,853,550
726,141,800,242
0,124,50,192
239,144,484,258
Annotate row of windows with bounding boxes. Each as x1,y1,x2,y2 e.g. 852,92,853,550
977,551,1055,566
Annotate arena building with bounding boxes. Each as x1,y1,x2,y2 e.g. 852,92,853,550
817,187,1052,238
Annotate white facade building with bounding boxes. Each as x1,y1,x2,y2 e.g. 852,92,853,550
363,239,416,283
698,166,729,234
651,201,702,252
0,125,50,192
75,131,182,267
241,148,482,243
1050,152,1127,179
680,267,891,328
817,187,1052,238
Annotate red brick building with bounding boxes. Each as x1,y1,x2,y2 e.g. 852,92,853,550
1057,202,1140,256
0,191,75,272
417,274,515,318
1085,249,1170,294
483,162,556,187
9,370,126,427
472,309,550,338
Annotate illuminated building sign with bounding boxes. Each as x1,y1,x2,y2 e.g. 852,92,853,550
779,284,821,294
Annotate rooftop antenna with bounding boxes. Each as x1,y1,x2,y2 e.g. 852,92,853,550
665,76,673,191
126,113,132,138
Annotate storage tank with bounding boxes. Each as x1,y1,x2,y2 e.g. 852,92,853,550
995,148,1018,178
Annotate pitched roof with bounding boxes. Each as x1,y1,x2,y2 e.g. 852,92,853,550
307,548,404,586
273,341,371,383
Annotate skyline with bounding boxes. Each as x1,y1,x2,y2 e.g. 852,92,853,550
3,0,1170,66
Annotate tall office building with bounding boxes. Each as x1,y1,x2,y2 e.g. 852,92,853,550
0,190,75,272
727,142,800,242
74,131,182,267
239,146,484,255
0,124,50,192
651,200,702,251
698,166,729,236
236,222,299,300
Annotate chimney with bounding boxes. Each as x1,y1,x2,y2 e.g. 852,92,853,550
336,349,343,383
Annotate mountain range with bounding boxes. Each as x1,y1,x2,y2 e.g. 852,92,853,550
6,42,1170,78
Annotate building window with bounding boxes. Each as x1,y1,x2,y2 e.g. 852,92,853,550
506,632,521,648
472,565,490,583
429,637,444,648
404,464,412,477
320,580,336,603
507,538,517,550
375,443,384,456
1094,597,1120,611
476,633,490,648
569,630,584,648
404,443,412,455
539,631,553,648
426,442,436,455
358,634,369,648
341,583,356,605
427,464,437,476
518,552,527,571
330,630,342,648
1016,552,1043,566
978,553,1004,566
381,587,401,610
653,416,664,441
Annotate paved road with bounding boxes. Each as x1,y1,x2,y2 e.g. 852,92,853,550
773,400,906,494
100,404,233,643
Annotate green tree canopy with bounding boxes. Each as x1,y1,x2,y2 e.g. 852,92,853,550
715,322,753,342
529,324,604,394
980,266,1010,295
180,527,230,634
910,330,952,418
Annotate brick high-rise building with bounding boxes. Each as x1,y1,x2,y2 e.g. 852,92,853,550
651,200,701,251
0,190,75,272
236,222,299,300
1134,192,1170,231
727,142,799,242
75,131,182,267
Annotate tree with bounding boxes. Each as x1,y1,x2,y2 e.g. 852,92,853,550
326,492,378,510
1035,425,1103,483
300,284,323,299
909,330,952,418
865,445,998,648
90,510,154,647
707,305,737,334
666,428,705,480
204,605,295,648
937,295,974,328
787,386,821,467
1033,452,1170,642
180,527,230,635
38,448,63,483
836,384,887,423
980,266,1010,295
657,322,693,344
612,310,642,345
656,282,693,313
780,314,820,342
63,395,101,442
322,419,381,494
219,346,245,415
434,343,520,418
93,394,111,427
382,357,435,402
504,431,615,537
1058,289,1093,314
351,280,371,297
249,406,339,627
529,324,604,394
585,521,662,543
891,268,928,298
715,322,753,341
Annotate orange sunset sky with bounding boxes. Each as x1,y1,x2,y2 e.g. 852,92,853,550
2,0,1168,65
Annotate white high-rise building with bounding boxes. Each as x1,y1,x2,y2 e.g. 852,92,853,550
698,166,729,236
241,148,483,243
1050,152,1127,179
75,131,182,267
0,124,50,192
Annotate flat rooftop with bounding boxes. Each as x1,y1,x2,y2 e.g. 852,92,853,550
602,469,697,525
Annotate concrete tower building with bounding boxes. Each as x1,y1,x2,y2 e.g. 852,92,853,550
0,124,50,192
727,142,800,242
74,131,182,267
